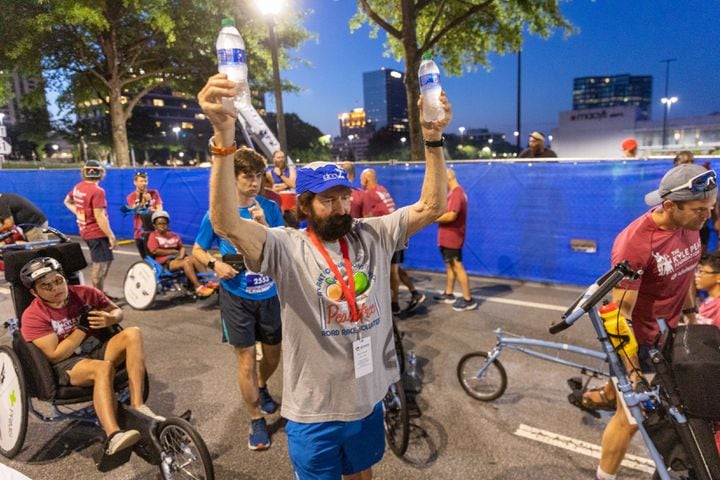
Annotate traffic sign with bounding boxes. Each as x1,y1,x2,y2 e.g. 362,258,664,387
0,126,6,137
0,138,11,155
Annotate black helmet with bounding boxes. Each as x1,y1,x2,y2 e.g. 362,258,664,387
19,257,63,289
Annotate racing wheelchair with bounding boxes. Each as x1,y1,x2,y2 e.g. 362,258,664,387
0,235,214,478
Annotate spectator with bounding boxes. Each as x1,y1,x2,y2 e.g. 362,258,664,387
198,72,450,479
518,131,557,158
0,193,48,241
193,147,284,451
146,210,214,298
125,171,163,257
260,171,283,209
696,252,720,328
361,168,426,314
63,161,116,296
621,138,638,158
435,168,477,311
267,150,296,192
673,150,695,166
19,256,163,455
339,161,364,219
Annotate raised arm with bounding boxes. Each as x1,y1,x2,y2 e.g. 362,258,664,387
406,92,452,238
198,74,267,263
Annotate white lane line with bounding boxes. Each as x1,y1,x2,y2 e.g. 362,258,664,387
79,245,138,256
477,295,567,312
514,424,655,474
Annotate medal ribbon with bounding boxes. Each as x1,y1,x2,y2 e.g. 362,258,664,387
308,230,358,322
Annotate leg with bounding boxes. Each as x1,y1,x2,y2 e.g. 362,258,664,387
598,403,639,475
92,261,111,291
451,259,472,301
444,261,456,295
168,257,201,289
103,327,146,408
397,267,415,292
258,342,281,389
67,359,119,435
234,346,262,419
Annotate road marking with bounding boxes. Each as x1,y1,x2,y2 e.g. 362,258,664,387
79,245,138,256
514,424,655,474
477,295,567,312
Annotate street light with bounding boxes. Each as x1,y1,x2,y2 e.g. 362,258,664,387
458,126,465,141
172,126,181,141
661,96,678,147
256,0,288,152
0,113,5,125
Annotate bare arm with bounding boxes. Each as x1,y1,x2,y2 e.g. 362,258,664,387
683,285,697,324
436,211,458,224
612,287,643,377
406,92,452,239
93,207,115,248
33,330,86,363
192,243,238,280
64,195,77,215
198,74,268,263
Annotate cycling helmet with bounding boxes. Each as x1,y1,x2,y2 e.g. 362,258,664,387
20,257,63,289
151,210,170,224
83,160,104,179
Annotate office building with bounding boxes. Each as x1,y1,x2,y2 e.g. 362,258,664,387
0,71,47,126
573,74,652,120
363,68,408,131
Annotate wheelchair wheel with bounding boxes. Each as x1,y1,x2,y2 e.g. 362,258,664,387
158,417,214,480
123,261,157,310
0,346,28,459
457,352,507,401
392,319,406,375
383,380,409,457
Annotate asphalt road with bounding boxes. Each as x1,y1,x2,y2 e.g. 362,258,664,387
0,241,654,479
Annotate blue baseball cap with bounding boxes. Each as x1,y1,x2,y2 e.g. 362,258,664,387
296,162,353,195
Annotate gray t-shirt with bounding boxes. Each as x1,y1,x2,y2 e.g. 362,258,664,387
249,208,408,423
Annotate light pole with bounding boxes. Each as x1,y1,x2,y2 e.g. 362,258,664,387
458,126,465,141
661,96,678,148
172,126,181,142
0,112,5,125
256,0,288,153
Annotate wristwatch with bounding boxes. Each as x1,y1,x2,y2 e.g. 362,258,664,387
682,307,698,315
208,136,238,156
207,260,216,271
424,137,444,148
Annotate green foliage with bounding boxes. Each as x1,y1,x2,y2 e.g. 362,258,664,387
262,112,327,158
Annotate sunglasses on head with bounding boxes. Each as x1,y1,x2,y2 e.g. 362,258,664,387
134,171,148,178
663,170,717,197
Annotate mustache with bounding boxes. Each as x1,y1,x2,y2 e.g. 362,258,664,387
311,214,353,241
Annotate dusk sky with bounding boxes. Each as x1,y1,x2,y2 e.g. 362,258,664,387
276,0,720,141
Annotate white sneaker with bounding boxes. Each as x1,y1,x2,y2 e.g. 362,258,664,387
105,429,141,455
132,404,166,421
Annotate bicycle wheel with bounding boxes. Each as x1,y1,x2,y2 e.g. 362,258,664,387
0,346,28,459
393,320,406,375
457,351,507,401
383,380,409,457
158,417,214,480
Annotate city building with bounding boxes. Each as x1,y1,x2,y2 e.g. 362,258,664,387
573,74,653,120
363,68,408,132
0,70,46,126
338,107,374,139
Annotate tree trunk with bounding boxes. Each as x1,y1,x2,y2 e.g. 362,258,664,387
401,0,423,162
109,85,130,167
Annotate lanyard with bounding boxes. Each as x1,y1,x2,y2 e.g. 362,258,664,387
308,230,358,323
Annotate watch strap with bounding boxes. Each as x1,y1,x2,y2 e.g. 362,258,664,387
424,137,444,148
209,136,238,156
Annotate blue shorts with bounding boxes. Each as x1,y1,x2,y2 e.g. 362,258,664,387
286,402,385,479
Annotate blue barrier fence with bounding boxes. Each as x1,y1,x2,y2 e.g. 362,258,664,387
1,159,715,285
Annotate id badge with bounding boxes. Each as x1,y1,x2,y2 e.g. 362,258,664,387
353,337,373,379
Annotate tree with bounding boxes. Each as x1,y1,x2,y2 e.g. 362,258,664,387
0,0,312,166
351,0,572,161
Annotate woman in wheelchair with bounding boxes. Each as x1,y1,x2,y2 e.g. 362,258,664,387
18,256,163,455
147,210,215,298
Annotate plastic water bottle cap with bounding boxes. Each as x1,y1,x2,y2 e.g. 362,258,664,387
422,53,432,60
599,302,619,314
221,18,235,27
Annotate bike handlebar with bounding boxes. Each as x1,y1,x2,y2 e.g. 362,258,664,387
549,261,638,335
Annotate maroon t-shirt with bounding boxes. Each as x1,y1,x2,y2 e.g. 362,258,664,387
147,230,182,264
126,189,162,239
612,210,701,345
21,285,110,343
350,188,364,219
67,181,107,239
698,296,720,329
438,186,468,249
362,185,396,217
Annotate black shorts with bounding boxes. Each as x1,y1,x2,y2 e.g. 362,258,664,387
219,287,282,348
85,237,114,263
391,250,404,265
440,246,462,263
53,339,108,386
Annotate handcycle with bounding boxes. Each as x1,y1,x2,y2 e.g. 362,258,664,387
458,261,720,480
0,232,214,478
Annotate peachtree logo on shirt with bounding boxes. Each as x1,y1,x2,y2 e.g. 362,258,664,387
315,262,381,334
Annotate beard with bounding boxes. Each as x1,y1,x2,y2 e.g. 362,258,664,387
308,212,353,241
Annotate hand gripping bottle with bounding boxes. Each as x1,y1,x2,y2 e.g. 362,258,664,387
599,301,638,356
216,18,250,111
418,53,444,122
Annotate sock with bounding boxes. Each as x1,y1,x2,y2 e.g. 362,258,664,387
596,466,616,480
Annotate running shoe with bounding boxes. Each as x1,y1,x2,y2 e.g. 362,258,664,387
259,386,278,415
404,291,426,312
196,285,215,298
248,418,271,450
434,292,456,304
391,302,401,315
131,404,166,421
105,429,141,455
452,297,478,311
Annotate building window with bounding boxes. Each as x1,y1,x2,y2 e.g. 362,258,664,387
181,122,194,129
153,99,165,107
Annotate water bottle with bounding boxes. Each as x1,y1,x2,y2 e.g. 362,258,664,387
599,301,638,357
216,18,250,111
418,53,444,122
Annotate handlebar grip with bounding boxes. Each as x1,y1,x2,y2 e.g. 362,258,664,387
549,320,572,334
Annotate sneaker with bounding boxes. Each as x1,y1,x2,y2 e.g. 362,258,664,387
452,297,478,311
434,292,456,304
196,285,214,298
391,302,401,315
404,291,426,312
258,386,278,415
205,281,220,289
131,404,166,421
248,417,271,450
105,429,141,455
